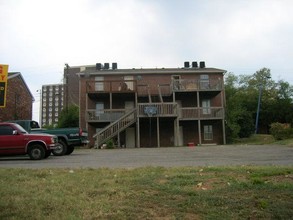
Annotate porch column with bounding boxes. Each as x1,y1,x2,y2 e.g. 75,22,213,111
110,93,112,109
198,120,202,145
157,117,160,147
221,90,226,144
197,91,201,145
136,117,140,148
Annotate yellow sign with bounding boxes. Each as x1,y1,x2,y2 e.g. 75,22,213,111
0,64,9,108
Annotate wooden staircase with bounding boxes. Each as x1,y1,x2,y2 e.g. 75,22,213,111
93,108,137,148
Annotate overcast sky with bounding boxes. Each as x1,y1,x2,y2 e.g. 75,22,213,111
1,0,293,121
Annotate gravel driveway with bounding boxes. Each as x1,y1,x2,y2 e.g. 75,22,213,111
0,145,292,169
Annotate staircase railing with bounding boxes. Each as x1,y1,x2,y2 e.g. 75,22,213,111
93,108,137,148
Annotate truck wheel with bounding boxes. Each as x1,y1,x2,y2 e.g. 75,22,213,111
28,144,45,160
65,146,74,155
52,140,67,156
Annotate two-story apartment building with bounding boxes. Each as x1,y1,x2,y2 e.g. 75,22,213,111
78,62,226,148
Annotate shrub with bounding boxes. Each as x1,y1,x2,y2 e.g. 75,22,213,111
270,122,293,140
105,139,115,149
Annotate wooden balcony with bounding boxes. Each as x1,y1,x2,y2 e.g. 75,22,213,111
86,105,224,122
138,103,178,117
172,79,223,92
86,109,126,122
86,80,137,93
180,107,224,120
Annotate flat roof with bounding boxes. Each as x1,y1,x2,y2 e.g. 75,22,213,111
78,67,226,76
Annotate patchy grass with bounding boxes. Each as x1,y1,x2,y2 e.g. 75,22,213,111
274,138,293,147
0,166,292,219
233,134,276,145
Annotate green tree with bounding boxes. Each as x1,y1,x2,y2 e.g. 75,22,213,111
224,68,293,141
225,73,255,142
58,105,79,128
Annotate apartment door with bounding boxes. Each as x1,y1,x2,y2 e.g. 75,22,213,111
95,102,104,118
126,127,135,148
202,100,211,115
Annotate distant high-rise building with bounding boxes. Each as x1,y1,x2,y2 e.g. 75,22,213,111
40,84,64,127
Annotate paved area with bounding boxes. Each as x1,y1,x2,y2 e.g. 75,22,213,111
0,145,292,169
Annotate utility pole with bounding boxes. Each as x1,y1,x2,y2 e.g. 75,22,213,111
37,89,42,124
255,76,271,134
65,63,70,112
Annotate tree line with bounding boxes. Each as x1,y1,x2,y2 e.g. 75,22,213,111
225,68,293,142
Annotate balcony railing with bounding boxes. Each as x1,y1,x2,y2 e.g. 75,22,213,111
86,80,137,93
180,107,224,119
138,103,177,117
86,109,126,122
172,79,223,92
86,106,224,122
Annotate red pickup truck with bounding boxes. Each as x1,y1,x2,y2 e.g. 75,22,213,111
0,122,58,160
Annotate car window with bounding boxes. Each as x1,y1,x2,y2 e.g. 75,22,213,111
13,124,28,134
0,125,14,135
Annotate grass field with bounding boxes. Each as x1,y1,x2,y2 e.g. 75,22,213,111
0,166,292,219
232,134,293,146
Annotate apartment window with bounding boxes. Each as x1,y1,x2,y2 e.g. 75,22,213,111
204,125,213,140
202,100,211,114
95,76,104,91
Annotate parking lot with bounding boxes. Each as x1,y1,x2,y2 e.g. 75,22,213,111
0,145,292,169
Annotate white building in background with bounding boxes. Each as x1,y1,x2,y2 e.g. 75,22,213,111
40,84,64,127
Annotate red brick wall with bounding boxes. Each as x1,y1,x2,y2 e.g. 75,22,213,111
0,76,33,122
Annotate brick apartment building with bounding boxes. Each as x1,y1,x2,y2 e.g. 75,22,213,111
77,62,226,148
0,72,34,122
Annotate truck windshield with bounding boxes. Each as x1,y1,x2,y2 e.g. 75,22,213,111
14,124,28,134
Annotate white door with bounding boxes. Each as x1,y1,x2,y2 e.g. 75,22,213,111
95,102,104,118
126,127,135,148
202,100,211,114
